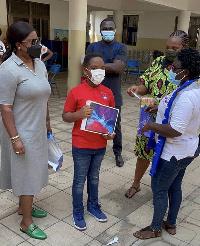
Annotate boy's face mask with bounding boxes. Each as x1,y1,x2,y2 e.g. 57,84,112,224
85,68,105,85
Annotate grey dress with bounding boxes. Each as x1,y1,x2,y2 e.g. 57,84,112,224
0,53,51,196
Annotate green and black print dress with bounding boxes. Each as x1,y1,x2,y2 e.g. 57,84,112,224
134,56,177,161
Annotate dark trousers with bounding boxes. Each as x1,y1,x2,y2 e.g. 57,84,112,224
113,106,122,156
151,145,200,229
72,146,106,214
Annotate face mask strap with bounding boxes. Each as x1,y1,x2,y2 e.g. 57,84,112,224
20,42,28,49
174,69,186,83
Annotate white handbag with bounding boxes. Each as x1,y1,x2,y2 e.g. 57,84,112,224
47,132,63,171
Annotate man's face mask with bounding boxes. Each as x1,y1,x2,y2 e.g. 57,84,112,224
165,49,180,62
85,68,105,85
101,30,115,42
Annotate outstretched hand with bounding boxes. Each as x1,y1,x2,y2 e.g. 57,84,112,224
127,85,139,97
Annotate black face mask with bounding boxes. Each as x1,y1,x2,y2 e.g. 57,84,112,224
165,49,180,62
26,43,42,59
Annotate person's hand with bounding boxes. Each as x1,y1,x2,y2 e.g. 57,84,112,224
12,139,25,155
145,105,158,114
127,85,139,97
102,132,116,140
141,123,151,136
78,105,93,118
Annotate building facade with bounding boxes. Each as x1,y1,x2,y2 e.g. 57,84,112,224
0,0,200,90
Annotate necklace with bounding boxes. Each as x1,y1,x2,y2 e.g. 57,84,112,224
23,63,36,76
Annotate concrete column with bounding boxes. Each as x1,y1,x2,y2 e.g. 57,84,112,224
0,0,8,39
177,11,191,33
90,12,96,43
113,10,123,42
68,0,87,92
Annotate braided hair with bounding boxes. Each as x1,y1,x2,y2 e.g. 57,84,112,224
177,48,200,80
169,30,189,48
162,30,189,69
2,21,35,62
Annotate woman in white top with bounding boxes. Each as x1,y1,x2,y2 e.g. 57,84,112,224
133,48,200,240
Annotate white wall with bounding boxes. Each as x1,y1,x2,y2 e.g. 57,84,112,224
50,1,69,39
88,0,121,10
0,0,7,26
92,10,178,41
94,11,113,40
137,11,178,39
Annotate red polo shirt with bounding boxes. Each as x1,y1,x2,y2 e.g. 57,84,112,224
64,81,115,149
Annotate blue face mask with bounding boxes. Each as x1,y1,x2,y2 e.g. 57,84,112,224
101,30,115,42
169,69,185,85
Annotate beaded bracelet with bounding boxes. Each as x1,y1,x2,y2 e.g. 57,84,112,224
11,137,21,145
10,135,20,140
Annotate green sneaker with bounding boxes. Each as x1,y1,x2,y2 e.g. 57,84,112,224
20,223,47,240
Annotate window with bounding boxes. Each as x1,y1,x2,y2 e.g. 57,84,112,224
7,0,50,40
123,15,139,46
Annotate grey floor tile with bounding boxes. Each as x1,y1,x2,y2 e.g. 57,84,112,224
0,75,200,245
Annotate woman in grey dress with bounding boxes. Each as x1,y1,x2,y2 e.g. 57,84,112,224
0,22,51,240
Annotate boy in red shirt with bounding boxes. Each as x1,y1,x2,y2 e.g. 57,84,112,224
62,53,115,231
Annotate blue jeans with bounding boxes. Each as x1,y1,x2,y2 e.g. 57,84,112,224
72,146,106,214
151,146,200,229
113,107,122,156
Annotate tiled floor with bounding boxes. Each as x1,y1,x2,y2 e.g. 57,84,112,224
0,73,200,246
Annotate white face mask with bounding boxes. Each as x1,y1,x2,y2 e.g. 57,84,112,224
85,68,105,85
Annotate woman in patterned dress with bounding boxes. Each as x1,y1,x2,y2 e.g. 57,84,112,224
125,30,189,198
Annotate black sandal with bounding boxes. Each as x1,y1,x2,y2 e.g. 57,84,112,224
133,225,162,240
125,186,141,198
162,221,176,235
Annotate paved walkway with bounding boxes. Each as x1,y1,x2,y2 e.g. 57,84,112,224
0,73,200,246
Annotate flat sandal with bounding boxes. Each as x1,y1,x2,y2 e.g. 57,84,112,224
162,221,176,235
125,186,141,198
133,225,162,240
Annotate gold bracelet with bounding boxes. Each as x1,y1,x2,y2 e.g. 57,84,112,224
12,137,21,144
10,135,20,140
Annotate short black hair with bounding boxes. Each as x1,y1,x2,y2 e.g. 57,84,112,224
177,48,200,80
153,50,164,60
100,18,116,29
83,53,103,68
0,28,2,36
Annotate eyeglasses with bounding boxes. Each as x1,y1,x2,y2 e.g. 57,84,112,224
171,65,184,72
22,39,39,46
